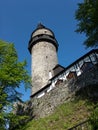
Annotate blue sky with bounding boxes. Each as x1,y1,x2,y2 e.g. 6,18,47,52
0,0,92,101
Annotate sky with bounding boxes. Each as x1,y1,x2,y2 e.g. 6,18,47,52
0,0,92,101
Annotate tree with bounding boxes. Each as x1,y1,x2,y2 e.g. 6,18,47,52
0,40,30,129
75,0,98,48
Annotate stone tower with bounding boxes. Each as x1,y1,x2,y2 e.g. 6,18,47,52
28,23,59,95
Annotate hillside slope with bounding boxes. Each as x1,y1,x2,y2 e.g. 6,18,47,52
20,99,93,130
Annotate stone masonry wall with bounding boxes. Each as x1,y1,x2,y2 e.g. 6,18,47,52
31,65,98,118
31,41,58,95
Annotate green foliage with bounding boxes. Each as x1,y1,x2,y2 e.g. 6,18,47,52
0,40,30,89
0,40,30,101
0,40,31,129
0,112,6,130
75,0,98,47
89,105,98,130
8,113,30,130
0,87,8,129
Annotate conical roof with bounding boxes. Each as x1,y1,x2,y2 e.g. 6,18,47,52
28,23,59,53
36,23,45,29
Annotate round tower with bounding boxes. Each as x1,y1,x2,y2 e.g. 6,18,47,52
28,23,59,95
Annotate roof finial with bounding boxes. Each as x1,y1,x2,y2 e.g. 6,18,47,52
37,23,45,29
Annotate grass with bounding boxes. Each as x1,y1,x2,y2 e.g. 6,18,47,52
19,99,93,130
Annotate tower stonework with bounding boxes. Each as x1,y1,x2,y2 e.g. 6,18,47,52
28,24,59,95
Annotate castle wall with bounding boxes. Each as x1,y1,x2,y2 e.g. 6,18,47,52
31,65,98,118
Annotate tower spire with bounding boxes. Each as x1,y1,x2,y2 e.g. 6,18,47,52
37,23,45,29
